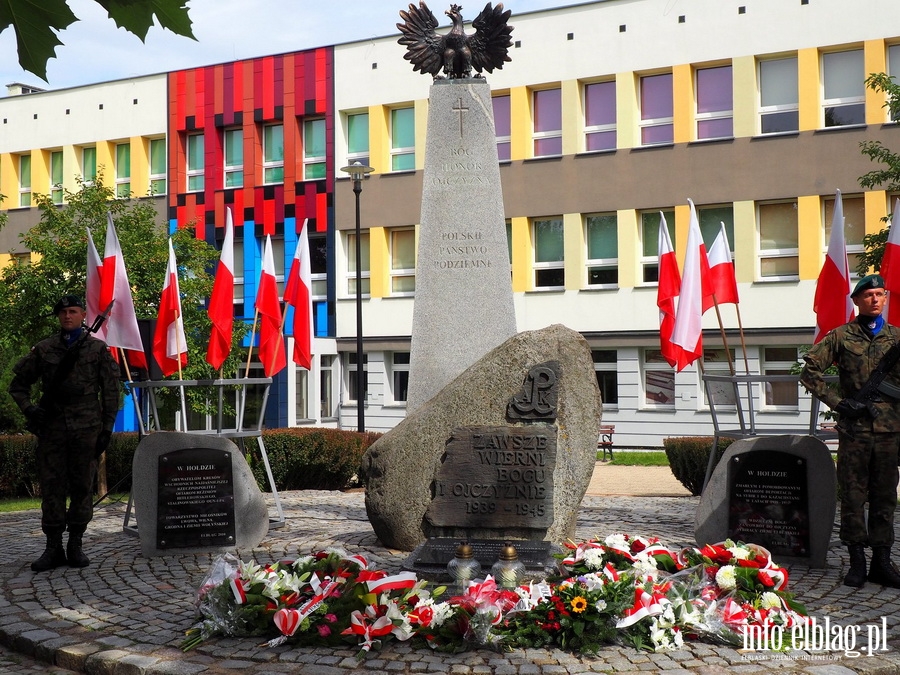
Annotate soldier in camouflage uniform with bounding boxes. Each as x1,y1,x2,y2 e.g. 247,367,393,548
801,274,900,589
9,296,121,572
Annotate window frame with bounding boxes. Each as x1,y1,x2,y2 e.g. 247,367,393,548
584,212,618,288
149,137,167,195
642,348,675,408
185,133,204,193
824,194,865,278
347,111,370,168
758,56,799,135
303,117,327,180
758,200,800,281
388,351,410,405
50,150,64,204
583,80,617,152
390,227,417,296
346,231,371,297
695,64,734,140
532,216,565,290
532,87,563,157
81,146,97,184
702,348,738,409
761,346,801,410
263,123,285,184
822,49,866,128
592,349,619,409
492,94,511,161
345,352,368,405
294,367,310,422
639,209,675,285
639,72,674,146
18,154,31,207
115,142,131,198
223,127,243,188
390,107,415,172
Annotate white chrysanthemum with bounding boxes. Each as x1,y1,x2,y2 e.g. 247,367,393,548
426,600,454,628
594,598,607,612
715,565,737,590
605,533,628,549
632,552,659,579
760,591,782,610
581,573,606,592
727,546,750,560
582,548,606,570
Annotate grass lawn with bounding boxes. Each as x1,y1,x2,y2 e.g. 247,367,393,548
600,451,669,466
0,494,129,514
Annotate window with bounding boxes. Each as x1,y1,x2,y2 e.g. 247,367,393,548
640,73,674,145
185,133,204,192
320,354,336,418
696,65,733,140
592,350,618,406
309,233,327,336
889,45,900,122
585,213,618,287
82,146,97,183
533,217,565,288
115,142,131,197
18,154,31,207
50,151,63,204
823,50,865,127
703,348,737,407
643,349,675,406
263,124,284,183
347,112,370,167
763,347,800,408
640,210,675,283
347,232,370,295
303,118,326,180
824,195,865,275
759,57,799,134
492,95,511,161
759,201,799,279
269,237,286,294
698,205,735,253
295,368,309,421
389,352,410,403
533,88,562,157
584,81,616,151
149,138,166,195
346,352,368,404
391,107,415,171
223,128,243,188
391,228,416,294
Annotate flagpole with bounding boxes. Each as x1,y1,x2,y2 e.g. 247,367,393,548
244,308,260,379
174,307,188,431
734,304,751,375
711,294,735,377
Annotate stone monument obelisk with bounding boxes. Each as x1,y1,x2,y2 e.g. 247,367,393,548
400,2,517,411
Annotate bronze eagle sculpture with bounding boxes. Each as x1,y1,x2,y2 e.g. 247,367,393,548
397,2,514,80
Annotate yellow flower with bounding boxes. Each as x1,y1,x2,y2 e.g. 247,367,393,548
570,596,588,613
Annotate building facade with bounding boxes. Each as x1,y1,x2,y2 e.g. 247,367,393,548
2,0,900,445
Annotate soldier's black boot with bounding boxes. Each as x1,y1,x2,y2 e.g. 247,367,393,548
843,544,867,588
66,526,90,568
31,530,67,572
868,546,900,588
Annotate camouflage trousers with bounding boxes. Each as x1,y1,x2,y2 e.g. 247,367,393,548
36,425,98,535
836,429,900,547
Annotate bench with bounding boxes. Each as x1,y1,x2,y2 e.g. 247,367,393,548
598,424,616,460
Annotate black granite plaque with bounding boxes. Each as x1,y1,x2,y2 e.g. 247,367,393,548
403,537,559,580
727,450,810,557
156,448,236,549
425,425,556,529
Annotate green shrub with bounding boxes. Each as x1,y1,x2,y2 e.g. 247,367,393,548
663,436,733,496
0,434,39,499
248,428,381,492
103,432,140,495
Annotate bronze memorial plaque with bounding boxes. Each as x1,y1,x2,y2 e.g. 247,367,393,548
426,425,556,529
157,447,236,549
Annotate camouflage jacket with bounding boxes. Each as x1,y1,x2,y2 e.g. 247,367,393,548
800,320,900,433
9,331,121,434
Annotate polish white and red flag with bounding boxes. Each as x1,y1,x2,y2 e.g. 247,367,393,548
706,221,739,307
284,218,314,370
671,199,710,371
256,235,287,376
86,228,106,340
813,189,854,343
880,198,900,325
206,207,235,370
656,213,681,368
100,213,148,369
152,238,188,377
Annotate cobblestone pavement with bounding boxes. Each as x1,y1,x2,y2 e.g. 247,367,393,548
2,487,900,674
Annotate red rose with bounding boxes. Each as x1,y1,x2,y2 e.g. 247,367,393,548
757,570,776,587
631,540,647,553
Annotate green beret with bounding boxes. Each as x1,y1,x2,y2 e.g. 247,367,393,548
52,295,86,313
851,274,885,297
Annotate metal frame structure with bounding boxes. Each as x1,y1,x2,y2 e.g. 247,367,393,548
119,377,285,535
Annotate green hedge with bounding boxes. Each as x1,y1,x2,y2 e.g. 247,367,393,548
663,436,733,496
0,427,380,499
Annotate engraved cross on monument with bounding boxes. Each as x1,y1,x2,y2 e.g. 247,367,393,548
406,80,517,411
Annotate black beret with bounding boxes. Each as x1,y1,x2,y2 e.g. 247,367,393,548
53,295,86,313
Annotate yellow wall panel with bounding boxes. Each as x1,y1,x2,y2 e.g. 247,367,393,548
509,86,530,161
561,80,580,156
617,208,638,288
369,105,389,175
797,194,822,280
33,150,49,204
0,154,15,206
674,202,690,263
798,48,820,132
732,200,756,284
131,136,150,198
97,141,115,184
414,99,428,171
732,56,757,138
369,226,389,298
63,146,79,195
563,212,583,291
673,64,693,144
510,216,530,292
865,39,888,125
865,189,888,239
616,72,637,150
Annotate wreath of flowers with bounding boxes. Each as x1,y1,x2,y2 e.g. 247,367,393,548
183,534,807,658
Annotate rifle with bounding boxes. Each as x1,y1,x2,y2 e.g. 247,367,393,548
838,340,900,420
26,301,115,434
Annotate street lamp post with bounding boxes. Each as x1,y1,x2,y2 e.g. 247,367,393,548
340,161,374,433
